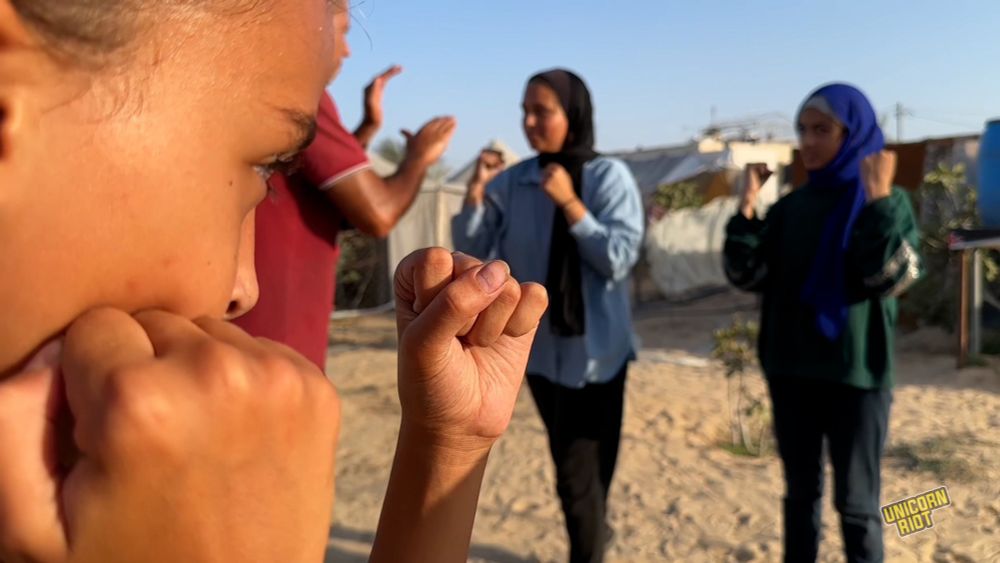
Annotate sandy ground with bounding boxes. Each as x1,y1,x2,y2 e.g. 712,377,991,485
322,291,1000,563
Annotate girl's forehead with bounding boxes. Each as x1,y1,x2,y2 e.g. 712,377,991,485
524,83,560,104
798,107,841,128
798,96,844,129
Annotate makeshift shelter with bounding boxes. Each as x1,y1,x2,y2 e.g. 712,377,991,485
613,138,795,299
446,139,522,187
788,134,980,191
385,141,522,281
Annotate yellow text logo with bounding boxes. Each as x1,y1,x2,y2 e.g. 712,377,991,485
881,487,952,537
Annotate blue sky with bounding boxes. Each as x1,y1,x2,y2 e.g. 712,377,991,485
329,0,1000,170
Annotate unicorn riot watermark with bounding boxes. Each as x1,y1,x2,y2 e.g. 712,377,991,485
881,486,953,538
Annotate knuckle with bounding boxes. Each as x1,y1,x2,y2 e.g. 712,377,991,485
420,247,456,276
256,353,307,403
70,307,129,333
102,367,179,454
524,282,550,308
192,341,251,392
497,282,522,308
310,378,343,430
441,286,471,316
443,278,490,319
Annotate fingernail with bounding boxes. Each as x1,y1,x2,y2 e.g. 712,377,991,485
24,338,63,372
476,261,509,293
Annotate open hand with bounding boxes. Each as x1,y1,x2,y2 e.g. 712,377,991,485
403,117,457,169
362,65,403,128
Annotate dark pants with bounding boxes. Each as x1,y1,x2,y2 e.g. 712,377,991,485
527,366,627,563
768,377,892,563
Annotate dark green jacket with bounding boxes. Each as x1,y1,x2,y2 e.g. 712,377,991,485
724,186,922,389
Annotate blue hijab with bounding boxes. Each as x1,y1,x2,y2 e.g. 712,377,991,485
798,83,885,340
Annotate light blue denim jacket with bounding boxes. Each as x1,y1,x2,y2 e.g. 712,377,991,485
452,156,643,388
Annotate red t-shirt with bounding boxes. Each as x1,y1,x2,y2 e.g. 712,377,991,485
235,93,370,369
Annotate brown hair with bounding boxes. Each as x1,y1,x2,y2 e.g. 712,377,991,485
9,1,292,67
10,1,145,65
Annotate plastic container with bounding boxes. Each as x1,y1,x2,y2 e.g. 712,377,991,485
978,119,1000,226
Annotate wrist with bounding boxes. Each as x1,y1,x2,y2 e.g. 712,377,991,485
398,153,432,178
867,186,892,203
466,183,486,204
404,151,436,170
397,423,493,467
559,196,581,209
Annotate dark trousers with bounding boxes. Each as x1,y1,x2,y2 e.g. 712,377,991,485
527,366,627,563
768,377,892,563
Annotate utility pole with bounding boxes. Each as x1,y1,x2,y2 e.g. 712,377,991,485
895,102,906,142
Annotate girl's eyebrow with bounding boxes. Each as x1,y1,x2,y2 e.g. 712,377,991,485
277,107,319,155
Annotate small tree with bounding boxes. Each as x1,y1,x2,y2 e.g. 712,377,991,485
374,137,451,182
712,317,772,456
334,231,388,310
903,164,999,329
334,136,452,310
651,180,703,213
374,138,405,165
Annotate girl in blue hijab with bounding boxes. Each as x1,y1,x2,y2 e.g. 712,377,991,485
724,83,922,563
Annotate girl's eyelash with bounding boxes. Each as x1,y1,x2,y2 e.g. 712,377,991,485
254,153,303,182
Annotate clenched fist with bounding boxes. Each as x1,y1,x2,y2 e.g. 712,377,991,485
394,248,547,451
0,310,341,563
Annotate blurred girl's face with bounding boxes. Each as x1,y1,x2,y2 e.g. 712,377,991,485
522,82,569,154
0,0,337,375
797,108,846,171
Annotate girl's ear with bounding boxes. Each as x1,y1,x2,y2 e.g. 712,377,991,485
0,0,40,180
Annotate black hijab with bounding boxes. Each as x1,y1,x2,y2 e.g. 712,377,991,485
529,69,598,337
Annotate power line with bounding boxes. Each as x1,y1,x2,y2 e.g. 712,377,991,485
895,102,909,142
885,104,983,140
914,108,990,118
908,113,980,130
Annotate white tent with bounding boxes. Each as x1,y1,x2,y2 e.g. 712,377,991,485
383,141,521,281
613,140,794,299
446,139,522,186
379,138,794,301
386,181,467,276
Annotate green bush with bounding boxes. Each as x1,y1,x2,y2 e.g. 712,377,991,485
334,230,388,310
712,317,772,457
903,164,999,330
652,180,704,212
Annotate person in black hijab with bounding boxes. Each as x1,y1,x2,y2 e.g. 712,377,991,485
453,69,645,563
534,69,599,338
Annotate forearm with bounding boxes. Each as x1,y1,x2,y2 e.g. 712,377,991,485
724,214,769,292
560,196,643,281
561,197,587,225
852,198,922,298
452,195,501,259
381,156,432,217
465,180,486,207
370,426,490,563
